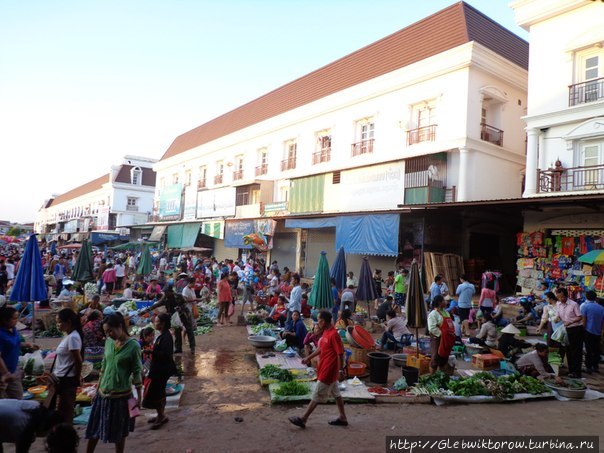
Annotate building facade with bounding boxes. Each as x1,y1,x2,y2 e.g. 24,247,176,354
153,2,529,275
35,155,157,243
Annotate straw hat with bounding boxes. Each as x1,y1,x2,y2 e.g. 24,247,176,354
501,324,520,335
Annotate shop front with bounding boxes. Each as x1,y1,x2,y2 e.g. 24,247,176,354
517,209,604,298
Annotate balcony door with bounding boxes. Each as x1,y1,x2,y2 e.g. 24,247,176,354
580,143,603,187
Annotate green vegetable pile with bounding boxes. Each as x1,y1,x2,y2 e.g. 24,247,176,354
38,325,62,338
194,326,213,335
251,323,275,335
548,352,562,366
446,373,549,399
411,371,550,399
121,300,137,311
196,314,213,327
259,365,293,382
274,381,309,396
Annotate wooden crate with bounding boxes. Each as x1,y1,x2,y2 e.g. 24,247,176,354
406,354,430,375
471,353,501,370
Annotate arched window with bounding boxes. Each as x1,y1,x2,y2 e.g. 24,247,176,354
131,167,142,185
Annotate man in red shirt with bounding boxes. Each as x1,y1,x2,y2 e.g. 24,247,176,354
288,310,348,429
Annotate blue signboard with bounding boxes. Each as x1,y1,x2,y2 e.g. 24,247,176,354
159,184,182,219
224,220,254,249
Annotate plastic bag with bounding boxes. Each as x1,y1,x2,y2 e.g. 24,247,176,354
29,350,45,376
171,311,183,328
227,302,235,317
551,324,569,346
274,339,287,352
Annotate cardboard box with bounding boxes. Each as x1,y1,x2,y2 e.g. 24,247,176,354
472,353,501,370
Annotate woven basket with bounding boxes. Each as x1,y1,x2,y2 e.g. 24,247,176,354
350,346,373,368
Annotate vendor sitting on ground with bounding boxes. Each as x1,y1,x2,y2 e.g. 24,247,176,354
281,310,308,349
378,310,411,350
468,312,498,349
497,324,531,359
303,322,322,357
266,296,288,327
376,295,395,323
334,308,355,330
145,278,163,300
516,343,561,382
80,295,105,323
132,276,148,298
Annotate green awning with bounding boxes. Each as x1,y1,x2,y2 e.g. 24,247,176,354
167,223,201,249
289,174,325,213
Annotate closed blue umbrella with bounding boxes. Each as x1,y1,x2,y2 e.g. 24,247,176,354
10,234,48,342
329,246,347,292
49,241,57,256
308,251,333,309
356,257,378,319
103,244,108,260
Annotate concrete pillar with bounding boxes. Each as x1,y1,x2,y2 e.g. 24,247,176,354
538,131,547,170
523,128,539,197
457,147,469,202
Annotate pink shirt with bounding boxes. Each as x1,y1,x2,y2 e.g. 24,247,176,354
102,268,117,283
556,300,582,328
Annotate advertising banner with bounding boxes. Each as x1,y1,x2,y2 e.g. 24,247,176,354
159,184,183,219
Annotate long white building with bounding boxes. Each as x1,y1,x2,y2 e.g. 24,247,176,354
153,2,529,275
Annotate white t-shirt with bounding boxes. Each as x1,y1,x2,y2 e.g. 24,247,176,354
54,330,82,377
182,286,196,312
114,264,126,278
5,263,14,280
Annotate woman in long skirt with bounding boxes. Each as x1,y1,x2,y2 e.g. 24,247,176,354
142,313,177,429
86,313,143,453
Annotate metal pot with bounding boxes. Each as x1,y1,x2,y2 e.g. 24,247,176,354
248,335,277,348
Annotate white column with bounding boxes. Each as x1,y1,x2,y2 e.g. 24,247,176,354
523,128,539,197
457,147,469,202
538,131,547,170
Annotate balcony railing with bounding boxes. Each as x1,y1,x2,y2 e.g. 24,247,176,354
281,158,296,171
126,205,138,212
538,163,604,193
569,77,604,106
351,139,374,157
197,179,206,189
480,123,503,146
312,148,331,164
255,164,267,176
407,124,437,146
214,174,223,185
233,170,243,181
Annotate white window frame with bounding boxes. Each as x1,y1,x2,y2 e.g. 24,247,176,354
130,167,142,185
172,173,179,185
127,197,137,207
184,169,192,186
284,140,297,161
258,148,268,166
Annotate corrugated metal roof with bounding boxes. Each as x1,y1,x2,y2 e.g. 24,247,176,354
49,174,110,207
160,1,528,162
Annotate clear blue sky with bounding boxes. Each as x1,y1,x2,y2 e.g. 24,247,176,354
0,0,527,223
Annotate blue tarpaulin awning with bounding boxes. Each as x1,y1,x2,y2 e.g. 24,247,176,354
285,214,399,257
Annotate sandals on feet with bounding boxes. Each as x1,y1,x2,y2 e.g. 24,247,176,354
328,418,349,426
150,417,169,430
288,416,306,429
147,417,157,424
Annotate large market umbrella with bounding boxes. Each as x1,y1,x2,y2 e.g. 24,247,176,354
72,239,94,283
10,234,48,343
578,250,604,265
356,256,377,319
405,259,427,357
308,251,333,309
329,246,347,292
137,244,153,276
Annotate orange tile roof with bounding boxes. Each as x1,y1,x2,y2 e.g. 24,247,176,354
160,1,528,162
48,174,110,207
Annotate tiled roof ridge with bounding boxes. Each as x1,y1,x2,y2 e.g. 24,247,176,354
160,1,527,162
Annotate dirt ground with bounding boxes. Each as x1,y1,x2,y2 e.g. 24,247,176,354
15,321,604,453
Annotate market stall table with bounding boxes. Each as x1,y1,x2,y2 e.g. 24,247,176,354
268,380,375,404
